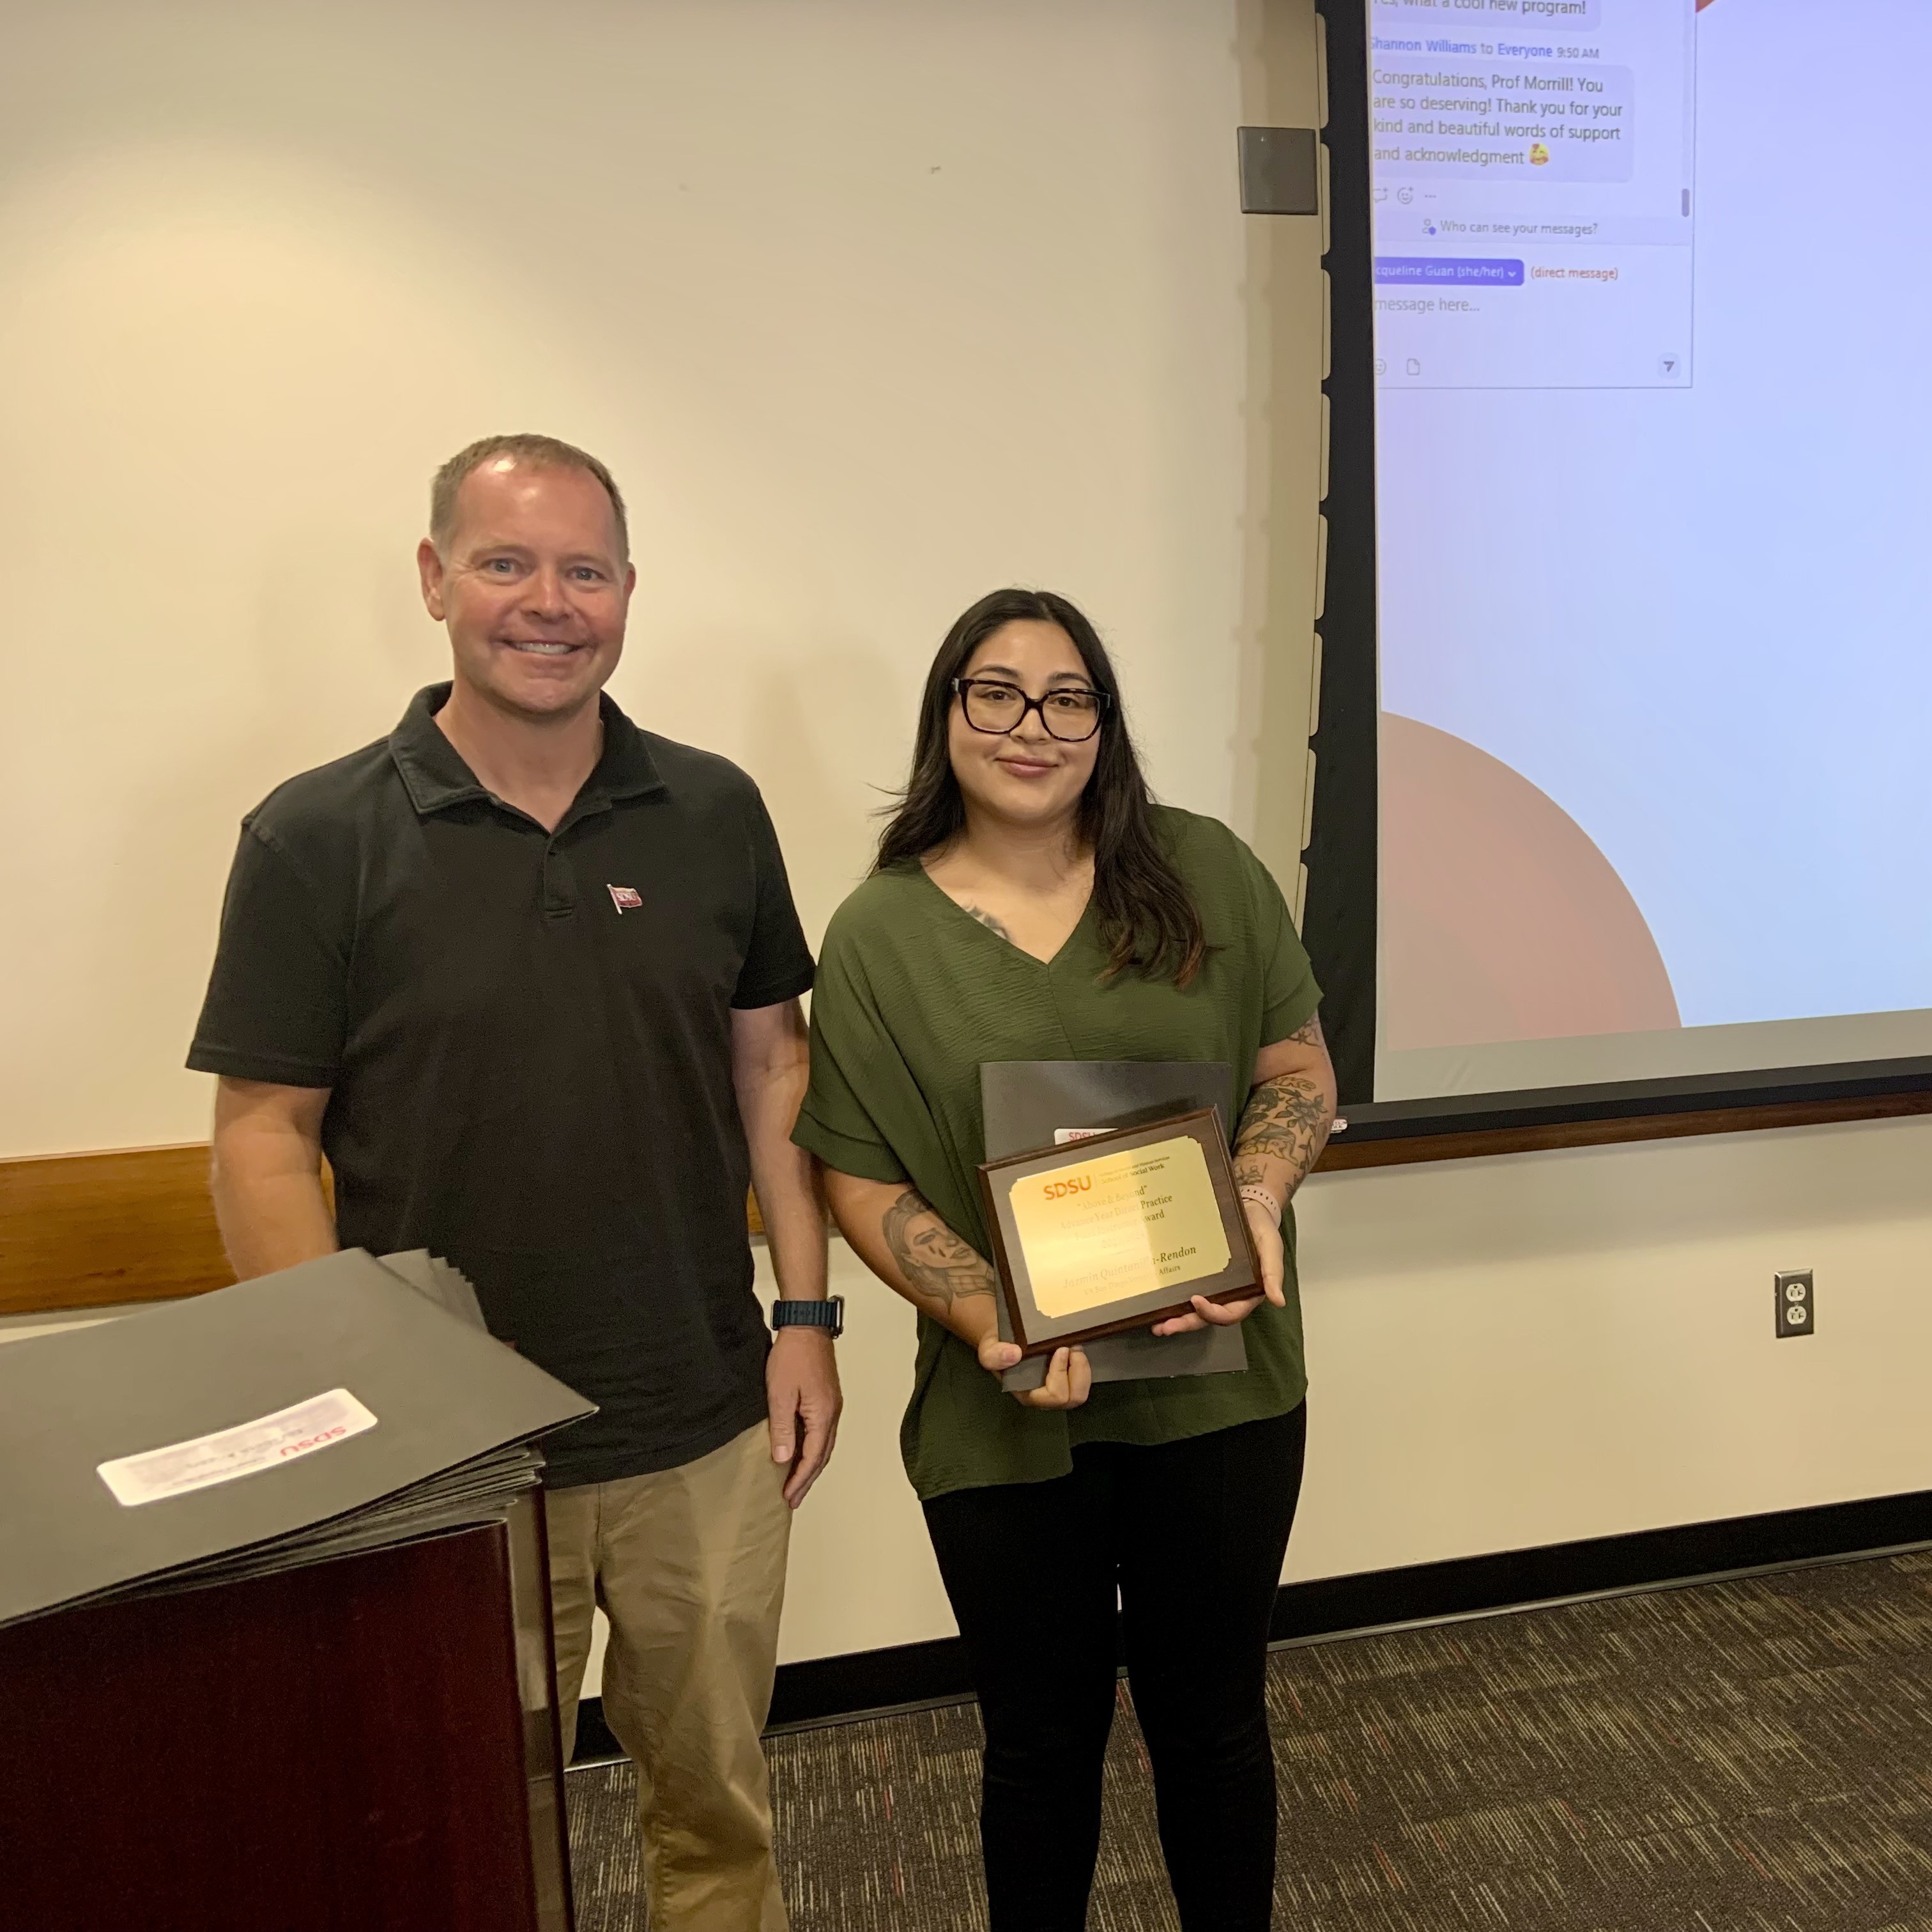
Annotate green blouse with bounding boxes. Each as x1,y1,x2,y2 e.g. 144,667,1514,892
792,806,1321,1500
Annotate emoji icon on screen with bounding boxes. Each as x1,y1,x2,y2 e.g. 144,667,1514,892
1529,142,1551,166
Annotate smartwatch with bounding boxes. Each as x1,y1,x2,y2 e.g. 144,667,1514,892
772,1295,845,1339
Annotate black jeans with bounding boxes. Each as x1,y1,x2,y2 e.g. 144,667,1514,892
921,1403,1307,1932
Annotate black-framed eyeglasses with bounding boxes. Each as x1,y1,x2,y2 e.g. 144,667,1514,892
952,677,1110,743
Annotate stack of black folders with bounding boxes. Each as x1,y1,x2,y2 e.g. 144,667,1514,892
0,1248,594,1630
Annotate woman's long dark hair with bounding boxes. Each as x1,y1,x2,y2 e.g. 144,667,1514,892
875,587,1208,986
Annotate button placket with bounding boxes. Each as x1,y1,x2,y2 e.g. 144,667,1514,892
541,836,578,920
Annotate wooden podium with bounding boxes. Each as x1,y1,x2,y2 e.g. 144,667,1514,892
0,1497,573,1932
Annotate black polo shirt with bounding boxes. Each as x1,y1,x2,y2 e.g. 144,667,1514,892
188,684,815,1489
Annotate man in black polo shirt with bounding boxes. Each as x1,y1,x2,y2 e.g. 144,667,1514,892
189,433,836,1932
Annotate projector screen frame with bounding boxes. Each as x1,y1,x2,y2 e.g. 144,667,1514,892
1303,0,1932,1164
1301,0,1382,1112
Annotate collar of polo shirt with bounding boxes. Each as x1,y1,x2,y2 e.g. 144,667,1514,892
389,682,668,820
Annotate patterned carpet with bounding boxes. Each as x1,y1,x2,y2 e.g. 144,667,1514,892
566,1550,1932,1931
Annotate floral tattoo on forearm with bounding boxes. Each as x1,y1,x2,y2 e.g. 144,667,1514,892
882,1189,998,1312
1232,1015,1334,1204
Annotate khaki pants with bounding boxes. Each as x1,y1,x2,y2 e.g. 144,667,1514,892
547,1422,792,1932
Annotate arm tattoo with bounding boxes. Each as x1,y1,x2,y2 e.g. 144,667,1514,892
1233,1016,1334,1201
961,904,1013,940
882,1188,998,1310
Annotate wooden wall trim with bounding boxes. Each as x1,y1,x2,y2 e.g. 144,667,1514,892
6,1091,1926,1318
0,1145,768,1320
0,1144,231,1318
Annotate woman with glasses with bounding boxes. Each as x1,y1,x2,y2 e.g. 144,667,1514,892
792,586,1337,1932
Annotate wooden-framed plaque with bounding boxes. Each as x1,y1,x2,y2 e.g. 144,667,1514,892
975,1108,1260,1356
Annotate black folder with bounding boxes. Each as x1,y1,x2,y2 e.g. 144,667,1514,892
980,1060,1250,1391
378,1247,489,1331
0,1249,594,1629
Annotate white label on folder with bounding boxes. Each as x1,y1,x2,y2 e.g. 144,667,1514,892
1053,1126,1110,1145
96,1388,377,1508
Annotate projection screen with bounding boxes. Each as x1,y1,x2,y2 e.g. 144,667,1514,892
1344,0,1932,1113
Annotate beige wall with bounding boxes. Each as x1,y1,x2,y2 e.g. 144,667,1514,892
9,0,1929,1690
0,0,1267,1159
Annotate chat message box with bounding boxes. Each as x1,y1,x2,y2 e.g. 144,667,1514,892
1372,59,1634,182
1372,0,1602,27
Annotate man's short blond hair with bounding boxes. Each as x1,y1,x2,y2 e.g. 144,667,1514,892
429,433,630,559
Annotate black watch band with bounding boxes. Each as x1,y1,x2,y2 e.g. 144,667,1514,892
772,1295,844,1339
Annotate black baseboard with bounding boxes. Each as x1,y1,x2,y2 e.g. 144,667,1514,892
567,1485,1932,1763
1261,1485,1932,1645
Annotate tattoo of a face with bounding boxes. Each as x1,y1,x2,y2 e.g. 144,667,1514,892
961,904,1013,941
882,1190,997,1309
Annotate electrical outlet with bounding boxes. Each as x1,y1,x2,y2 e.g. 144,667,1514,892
1775,1269,1814,1338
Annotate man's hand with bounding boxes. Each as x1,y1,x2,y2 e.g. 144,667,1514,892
734,997,836,1507
766,1327,842,1508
